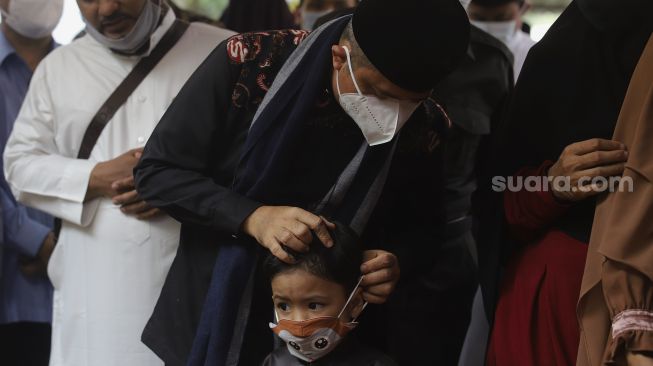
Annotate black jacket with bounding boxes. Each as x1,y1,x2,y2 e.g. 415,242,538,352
135,29,448,366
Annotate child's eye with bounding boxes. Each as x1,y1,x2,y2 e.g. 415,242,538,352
276,303,289,311
308,303,324,310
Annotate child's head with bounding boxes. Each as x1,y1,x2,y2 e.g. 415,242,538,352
263,222,365,323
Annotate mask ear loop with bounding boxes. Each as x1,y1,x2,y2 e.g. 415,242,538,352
337,276,368,322
336,46,363,97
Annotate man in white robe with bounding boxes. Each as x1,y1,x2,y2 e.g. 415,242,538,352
3,1,233,365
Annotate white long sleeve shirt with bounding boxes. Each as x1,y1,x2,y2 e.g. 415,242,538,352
4,11,234,366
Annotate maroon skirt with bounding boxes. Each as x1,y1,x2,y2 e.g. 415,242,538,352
487,230,587,366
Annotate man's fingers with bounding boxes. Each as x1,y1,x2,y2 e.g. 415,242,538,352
111,176,135,194
131,147,144,157
575,150,628,170
360,268,395,287
274,228,310,253
567,138,625,155
361,252,397,275
312,220,334,248
287,221,313,245
112,189,139,205
137,208,161,220
296,210,334,247
320,216,336,230
362,282,395,298
269,242,296,264
120,200,150,215
361,292,388,304
579,163,626,181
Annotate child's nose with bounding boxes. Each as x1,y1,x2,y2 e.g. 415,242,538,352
290,310,311,322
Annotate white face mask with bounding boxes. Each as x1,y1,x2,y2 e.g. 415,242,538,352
300,9,332,30
84,0,162,54
270,278,368,362
1,0,63,39
336,46,421,146
470,20,518,46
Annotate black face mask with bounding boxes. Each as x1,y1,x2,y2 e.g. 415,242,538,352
577,0,653,31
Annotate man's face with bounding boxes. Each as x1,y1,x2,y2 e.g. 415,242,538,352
331,43,430,105
77,0,148,39
468,1,523,22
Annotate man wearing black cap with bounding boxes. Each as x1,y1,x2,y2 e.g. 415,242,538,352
134,1,470,365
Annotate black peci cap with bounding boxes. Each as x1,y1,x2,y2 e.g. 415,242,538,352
352,0,470,92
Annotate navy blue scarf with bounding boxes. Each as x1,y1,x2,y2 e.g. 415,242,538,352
187,17,356,366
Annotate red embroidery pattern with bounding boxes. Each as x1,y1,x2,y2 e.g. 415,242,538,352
290,29,310,45
256,73,269,92
227,34,263,64
227,36,248,64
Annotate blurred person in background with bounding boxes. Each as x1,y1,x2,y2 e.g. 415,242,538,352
219,0,295,33
476,0,653,365
0,0,62,365
295,0,357,31
3,0,233,365
468,0,536,79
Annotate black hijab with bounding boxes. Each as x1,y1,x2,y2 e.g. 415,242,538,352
478,0,653,316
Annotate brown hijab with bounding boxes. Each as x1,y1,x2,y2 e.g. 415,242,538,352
577,33,653,366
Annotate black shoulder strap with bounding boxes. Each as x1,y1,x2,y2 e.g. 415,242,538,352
77,19,190,159
54,20,189,237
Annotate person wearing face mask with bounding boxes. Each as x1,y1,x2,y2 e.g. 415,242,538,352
3,1,234,365
263,223,397,366
132,0,469,365
312,2,514,365
468,0,536,79
0,0,62,365
296,0,358,31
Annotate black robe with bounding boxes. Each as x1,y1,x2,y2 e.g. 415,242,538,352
135,30,447,366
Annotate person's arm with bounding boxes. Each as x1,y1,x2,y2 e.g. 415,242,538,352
134,41,261,235
602,260,653,365
3,63,98,226
594,165,653,365
136,38,337,263
505,138,629,242
0,182,50,257
503,161,571,242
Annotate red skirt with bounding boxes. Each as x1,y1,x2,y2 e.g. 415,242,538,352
487,230,587,366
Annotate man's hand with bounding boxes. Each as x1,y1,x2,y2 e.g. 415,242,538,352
548,138,628,202
242,206,335,264
20,232,57,277
87,148,143,200
111,176,161,220
360,250,400,304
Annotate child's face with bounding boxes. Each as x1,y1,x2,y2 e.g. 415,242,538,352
271,269,360,322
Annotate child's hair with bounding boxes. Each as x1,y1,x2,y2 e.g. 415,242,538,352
263,222,363,294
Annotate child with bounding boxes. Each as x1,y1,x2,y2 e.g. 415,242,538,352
262,223,397,366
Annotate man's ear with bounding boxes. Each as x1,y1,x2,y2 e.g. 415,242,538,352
332,44,348,72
